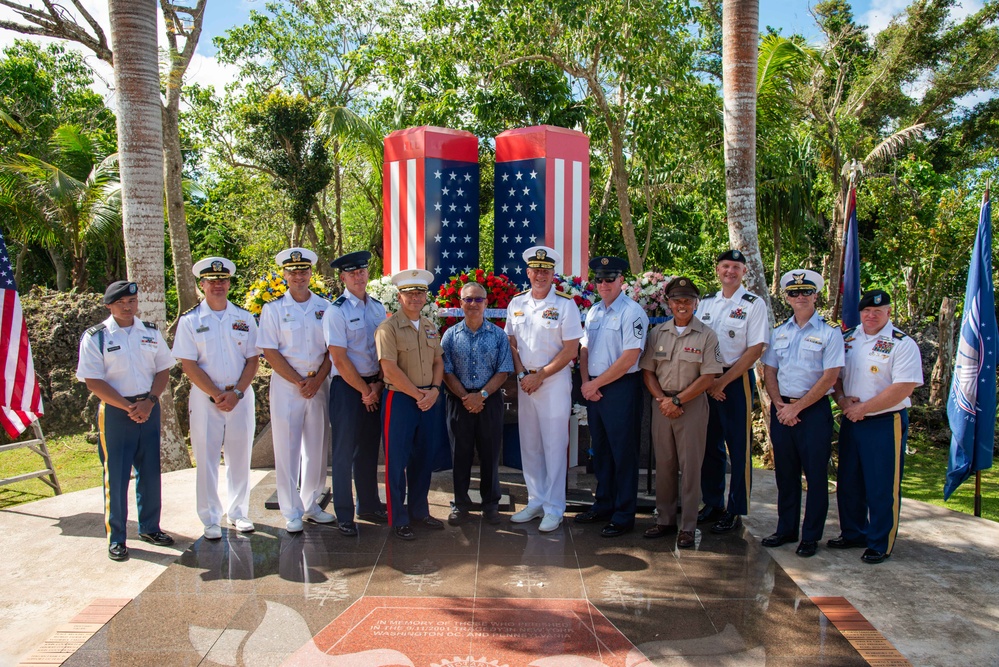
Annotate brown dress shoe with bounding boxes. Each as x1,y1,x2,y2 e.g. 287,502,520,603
677,530,696,548
643,524,678,539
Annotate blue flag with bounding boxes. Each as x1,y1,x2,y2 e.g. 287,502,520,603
944,188,997,500
841,186,861,330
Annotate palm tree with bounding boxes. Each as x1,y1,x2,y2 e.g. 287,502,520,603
108,0,190,471
0,125,122,290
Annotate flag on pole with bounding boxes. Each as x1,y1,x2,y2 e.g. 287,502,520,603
944,187,997,500
0,229,44,437
841,185,861,330
383,126,480,292
493,126,589,285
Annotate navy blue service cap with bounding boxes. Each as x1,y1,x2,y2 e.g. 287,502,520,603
716,249,747,264
330,250,371,272
104,280,138,304
859,289,891,310
665,276,699,299
589,256,627,279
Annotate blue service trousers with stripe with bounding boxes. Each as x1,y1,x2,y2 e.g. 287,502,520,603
381,389,440,527
702,369,755,515
770,398,832,542
837,409,908,555
329,377,384,524
97,402,163,545
586,372,643,527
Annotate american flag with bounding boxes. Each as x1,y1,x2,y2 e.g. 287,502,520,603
0,230,43,437
383,127,479,291
493,126,589,286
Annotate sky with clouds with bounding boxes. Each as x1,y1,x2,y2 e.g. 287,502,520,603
0,0,989,107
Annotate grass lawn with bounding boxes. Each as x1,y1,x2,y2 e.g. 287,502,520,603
0,429,104,510
901,443,999,523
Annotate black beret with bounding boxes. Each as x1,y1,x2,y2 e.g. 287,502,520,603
330,250,371,272
103,280,138,304
717,249,747,264
665,276,700,298
859,289,891,310
588,256,627,278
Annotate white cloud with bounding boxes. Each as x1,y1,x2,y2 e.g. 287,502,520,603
863,0,984,35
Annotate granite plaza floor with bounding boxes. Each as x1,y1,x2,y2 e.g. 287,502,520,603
52,469,881,667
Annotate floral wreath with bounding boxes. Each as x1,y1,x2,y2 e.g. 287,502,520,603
366,275,440,320
242,270,331,317
552,273,597,319
435,268,520,333
623,270,675,320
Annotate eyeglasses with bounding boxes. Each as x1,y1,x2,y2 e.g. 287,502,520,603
461,297,486,304
594,277,620,284
787,289,817,297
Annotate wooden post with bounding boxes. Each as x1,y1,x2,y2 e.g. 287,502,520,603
929,296,956,406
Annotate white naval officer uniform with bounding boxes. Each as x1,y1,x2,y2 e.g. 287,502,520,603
173,300,259,529
258,291,332,522
506,284,584,517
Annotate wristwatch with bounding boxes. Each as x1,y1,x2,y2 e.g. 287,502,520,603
147,394,158,404
480,389,489,399
431,385,441,392
517,371,529,380
233,388,244,400
671,395,683,407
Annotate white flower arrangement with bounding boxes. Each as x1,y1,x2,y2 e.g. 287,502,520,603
366,276,440,320
623,271,676,320
572,402,589,426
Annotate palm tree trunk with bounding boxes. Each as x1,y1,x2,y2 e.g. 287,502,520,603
46,247,68,291
109,0,190,471
723,0,771,314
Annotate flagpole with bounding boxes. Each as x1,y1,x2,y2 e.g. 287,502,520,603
974,176,991,519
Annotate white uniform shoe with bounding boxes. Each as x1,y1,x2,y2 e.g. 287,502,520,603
203,524,222,540
229,517,255,533
286,518,304,533
538,514,563,533
510,506,545,523
303,509,335,524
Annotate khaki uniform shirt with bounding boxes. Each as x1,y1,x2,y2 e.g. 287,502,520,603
639,317,723,392
375,314,443,388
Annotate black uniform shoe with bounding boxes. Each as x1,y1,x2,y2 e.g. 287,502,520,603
601,522,632,538
138,531,175,546
795,540,818,557
696,505,726,524
574,510,610,524
394,525,415,540
827,535,866,549
419,515,445,529
448,509,472,526
357,510,389,524
643,524,678,539
861,548,890,564
108,542,129,561
337,522,358,537
483,509,502,525
710,513,742,534
761,533,798,547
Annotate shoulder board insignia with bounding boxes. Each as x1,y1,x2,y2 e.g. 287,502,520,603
555,291,572,299
143,321,158,330
514,289,529,297
843,326,857,338
370,295,382,304
774,317,789,328
741,293,758,303
701,292,716,300
86,323,107,336
333,295,347,307
180,302,202,318
234,304,253,316
892,329,907,340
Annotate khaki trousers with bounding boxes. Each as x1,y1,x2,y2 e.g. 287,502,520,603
651,394,709,532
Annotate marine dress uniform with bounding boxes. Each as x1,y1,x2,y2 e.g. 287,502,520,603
697,249,769,528
640,278,723,545
76,280,176,561
375,269,445,540
761,269,844,556
257,248,332,532
576,256,648,536
173,258,260,538
505,247,584,531
832,290,922,563
323,250,388,536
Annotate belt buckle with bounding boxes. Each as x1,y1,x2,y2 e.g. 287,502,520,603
225,385,235,390
307,371,317,378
